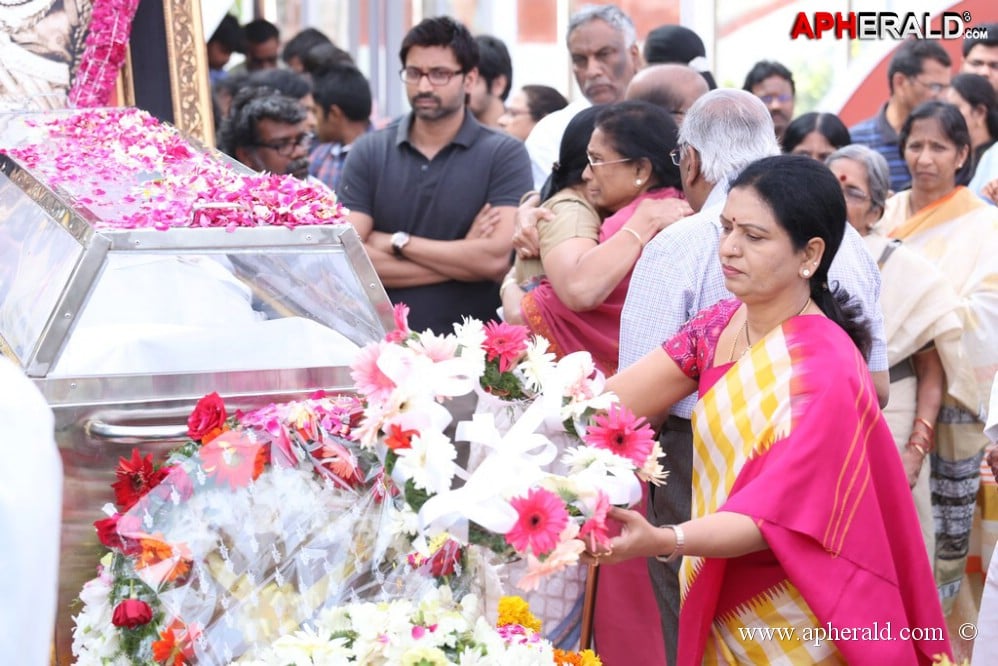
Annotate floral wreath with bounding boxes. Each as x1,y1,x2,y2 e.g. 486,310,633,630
72,305,664,663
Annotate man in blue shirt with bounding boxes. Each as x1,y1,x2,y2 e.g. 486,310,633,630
850,40,952,193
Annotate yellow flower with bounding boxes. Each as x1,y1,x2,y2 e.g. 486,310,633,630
497,595,542,633
932,655,969,666
554,648,602,665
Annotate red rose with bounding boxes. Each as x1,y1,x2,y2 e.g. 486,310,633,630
111,599,153,628
428,539,463,578
187,392,227,443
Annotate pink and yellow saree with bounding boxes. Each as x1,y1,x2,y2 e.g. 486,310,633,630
666,300,950,665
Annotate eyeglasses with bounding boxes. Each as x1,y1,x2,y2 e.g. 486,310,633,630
254,131,314,157
586,152,632,169
399,67,464,86
911,77,949,94
669,145,685,167
842,186,871,204
757,93,792,105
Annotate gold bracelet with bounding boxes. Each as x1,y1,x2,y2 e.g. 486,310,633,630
621,226,644,246
914,417,935,436
906,441,928,457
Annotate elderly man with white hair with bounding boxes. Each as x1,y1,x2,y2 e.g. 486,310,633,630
618,88,890,664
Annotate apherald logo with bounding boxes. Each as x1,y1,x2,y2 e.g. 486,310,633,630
790,11,988,40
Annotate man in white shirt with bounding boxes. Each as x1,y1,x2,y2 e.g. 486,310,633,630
524,4,641,188
619,89,889,665
0,357,61,665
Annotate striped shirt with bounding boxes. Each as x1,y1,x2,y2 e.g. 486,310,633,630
849,104,911,193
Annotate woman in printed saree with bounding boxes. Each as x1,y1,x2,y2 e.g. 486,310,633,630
826,144,976,561
593,155,950,664
880,101,998,614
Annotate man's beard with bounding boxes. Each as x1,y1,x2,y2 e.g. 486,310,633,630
286,156,310,180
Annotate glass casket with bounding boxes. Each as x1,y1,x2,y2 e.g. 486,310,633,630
0,108,392,662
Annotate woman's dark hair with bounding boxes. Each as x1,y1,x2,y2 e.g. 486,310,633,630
522,85,568,123
781,112,851,154
730,154,872,357
594,100,682,191
399,16,478,74
540,105,600,200
898,101,972,186
950,73,998,177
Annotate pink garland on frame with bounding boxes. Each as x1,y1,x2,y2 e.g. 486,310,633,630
68,0,141,108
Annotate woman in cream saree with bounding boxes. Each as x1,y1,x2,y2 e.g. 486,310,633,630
881,102,998,612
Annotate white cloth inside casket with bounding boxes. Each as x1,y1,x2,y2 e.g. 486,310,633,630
51,254,359,375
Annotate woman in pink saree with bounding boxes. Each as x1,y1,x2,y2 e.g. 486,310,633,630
596,155,950,664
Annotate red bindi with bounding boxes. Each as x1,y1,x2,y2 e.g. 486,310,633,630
839,174,847,181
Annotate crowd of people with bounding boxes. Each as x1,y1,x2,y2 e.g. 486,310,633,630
200,7,998,664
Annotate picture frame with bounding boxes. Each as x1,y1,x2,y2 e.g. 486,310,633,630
119,0,215,146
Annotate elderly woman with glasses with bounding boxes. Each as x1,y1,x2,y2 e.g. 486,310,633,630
501,100,690,375
878,101,998,614
826,144,975,562
496,100,689,662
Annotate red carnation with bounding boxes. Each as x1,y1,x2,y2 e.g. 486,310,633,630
112,598,153,628
187,392,228,443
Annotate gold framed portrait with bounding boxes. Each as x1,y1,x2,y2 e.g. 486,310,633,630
118,0,215,146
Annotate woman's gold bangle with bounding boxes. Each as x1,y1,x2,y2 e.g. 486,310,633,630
907,441,928,458
621,226,644,246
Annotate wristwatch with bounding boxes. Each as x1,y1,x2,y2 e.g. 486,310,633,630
391,231,411,258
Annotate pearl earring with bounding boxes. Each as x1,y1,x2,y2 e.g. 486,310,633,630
635,179,643,186
802,268,811,278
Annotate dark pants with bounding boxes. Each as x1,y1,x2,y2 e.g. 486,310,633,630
646,417,693,666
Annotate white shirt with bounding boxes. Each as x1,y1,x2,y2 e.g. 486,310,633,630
0,357,61,666
620,182,888,419
524,98,591,189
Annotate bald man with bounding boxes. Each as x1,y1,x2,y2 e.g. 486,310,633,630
625,63,709,126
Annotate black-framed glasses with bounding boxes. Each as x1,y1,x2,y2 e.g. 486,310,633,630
254,131,313,157
586,152,632,168
399,67,464,86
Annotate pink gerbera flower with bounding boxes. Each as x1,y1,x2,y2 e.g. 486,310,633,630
350,341,396,403
482,321,529,373
584,403,656,467
385,303,411,343
506,487,569,555
578,490,612,550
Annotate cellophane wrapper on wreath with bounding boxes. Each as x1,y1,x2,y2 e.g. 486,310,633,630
71,393,487,665
72,304,666,664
